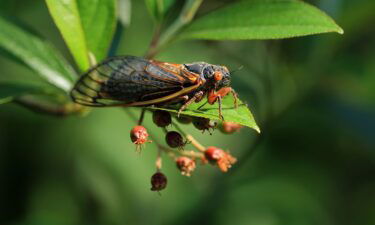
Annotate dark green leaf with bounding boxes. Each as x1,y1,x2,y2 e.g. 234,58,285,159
180,0,344,40
0,82,55,104
0,16,77,92
45,0,117,70
149,95,260,132
145,0,176,21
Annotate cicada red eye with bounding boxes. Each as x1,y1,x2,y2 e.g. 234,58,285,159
214,71,223,81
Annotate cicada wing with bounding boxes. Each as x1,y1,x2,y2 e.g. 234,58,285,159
71,56,197,107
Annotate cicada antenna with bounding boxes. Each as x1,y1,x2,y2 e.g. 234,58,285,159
230,65,244,75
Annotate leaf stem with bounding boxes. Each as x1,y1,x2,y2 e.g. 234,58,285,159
15,96,84,117
186,134,206,152
172,121,206,152
145,0,203,58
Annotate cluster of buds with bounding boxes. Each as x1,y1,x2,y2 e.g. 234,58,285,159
129,109,243,193
193,117,217,134
219,121,243,134
203,146,237,172
150,172,167,192
165,131,186,149
130,125,151,152
176,157,196,176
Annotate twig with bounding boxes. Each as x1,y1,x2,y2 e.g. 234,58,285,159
145,0,203,58
15,96,84,117
138,108,146,125
186,134,206,152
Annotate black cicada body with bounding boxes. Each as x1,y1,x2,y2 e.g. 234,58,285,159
70,56,237,119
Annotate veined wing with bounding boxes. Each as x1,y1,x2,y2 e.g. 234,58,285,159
70,56,199,107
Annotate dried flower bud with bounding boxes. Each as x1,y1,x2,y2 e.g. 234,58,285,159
176,157,196,176
176,116,193,124
152,110,172,127
165,131,185,149
193,118,217,134
204,146,237,172
219,121,243,134
130,125,150,151
151,172,167,192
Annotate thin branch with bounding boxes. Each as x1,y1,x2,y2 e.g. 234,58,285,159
186,134,205,152
145,0,203,58
15,96,84,117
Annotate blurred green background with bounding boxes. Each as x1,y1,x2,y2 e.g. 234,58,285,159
1,0,375,225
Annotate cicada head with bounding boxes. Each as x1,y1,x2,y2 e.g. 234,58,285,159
203,64,231,90
184,63,231,90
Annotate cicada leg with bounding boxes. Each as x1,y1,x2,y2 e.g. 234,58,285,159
177,91,204,117
231,89,239,108
207,87,237,121
217,96,224,121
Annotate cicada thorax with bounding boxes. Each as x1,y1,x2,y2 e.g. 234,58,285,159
70,56,202,107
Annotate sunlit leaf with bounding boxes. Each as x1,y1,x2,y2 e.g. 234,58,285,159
0,16,76,92
118,0,131,27
77,0,117,61
45,0,117,70
45,0,90,71
180,0,344,40
149,95,260,132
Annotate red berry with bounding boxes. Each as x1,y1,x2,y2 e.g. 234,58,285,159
152,110,171,127
204,146,226,162
176,116,192,124
204,146,237,172
176,157,196,176
219,121,243,134
193,118,217,134
150,172,167,192
165,131,185,149
130,125,150,151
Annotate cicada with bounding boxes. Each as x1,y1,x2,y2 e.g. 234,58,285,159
70,56,238,119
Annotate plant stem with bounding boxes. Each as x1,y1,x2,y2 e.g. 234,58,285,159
145,0,203,58
186,134,206,152
172,122,206,152
138,108,146,125
15,96,85,117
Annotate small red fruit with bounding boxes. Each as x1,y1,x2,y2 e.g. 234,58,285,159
152,110,172,127
130,125,150,151
176,116,193,124
204,146,237,172
176,157,196,176
151,172,167,192
219,121,243,134
165,131,185,149
193,118,217,134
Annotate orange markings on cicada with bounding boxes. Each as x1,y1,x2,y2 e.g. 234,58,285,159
208,87,233,105
214,71,223,81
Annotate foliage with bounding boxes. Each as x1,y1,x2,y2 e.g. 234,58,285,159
2,1,375,225
0,0,342,132
180,0,343,40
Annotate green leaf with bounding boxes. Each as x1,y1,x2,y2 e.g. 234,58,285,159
149,95,260,133
145,0,176,21
118,0,131,27
0,82,55,104
0,16,76,92
45,0,117,70
77,0,117,61
45,0,90,71
180,0,344,40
